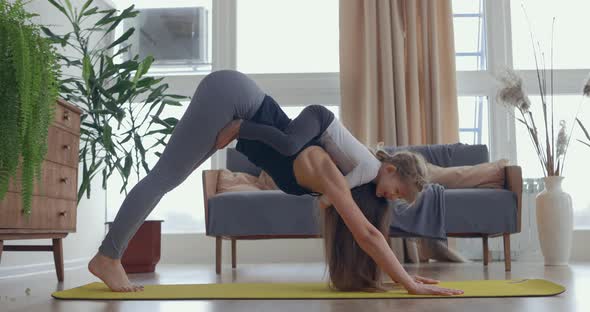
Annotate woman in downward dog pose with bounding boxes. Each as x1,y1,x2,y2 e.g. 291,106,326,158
89,70,463,295
215,90,462,294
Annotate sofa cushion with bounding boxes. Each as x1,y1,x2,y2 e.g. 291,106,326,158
385,143,489,167
445,189,518,234
207,191,318,236
207,188,518,237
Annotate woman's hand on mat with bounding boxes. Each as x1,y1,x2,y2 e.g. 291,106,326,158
407,283,464,296
412,275,439,284
216,119,243,149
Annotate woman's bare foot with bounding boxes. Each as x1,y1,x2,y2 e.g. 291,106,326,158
88,253,144,292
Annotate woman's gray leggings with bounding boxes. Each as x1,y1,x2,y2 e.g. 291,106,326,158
99,70,265,259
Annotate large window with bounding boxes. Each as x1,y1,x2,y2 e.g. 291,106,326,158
457,96,489,146
453,0,487,71
236,0,339,74
511,0,590,70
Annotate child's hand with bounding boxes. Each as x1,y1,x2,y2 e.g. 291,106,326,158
216,119,243,149
406,283,464,296
412,275,439,284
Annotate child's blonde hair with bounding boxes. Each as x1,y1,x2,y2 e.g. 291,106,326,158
372,142,428,202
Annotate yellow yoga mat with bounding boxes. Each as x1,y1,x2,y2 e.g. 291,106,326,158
52,279,565,300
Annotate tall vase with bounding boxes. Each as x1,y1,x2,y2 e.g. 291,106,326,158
535,176,573,265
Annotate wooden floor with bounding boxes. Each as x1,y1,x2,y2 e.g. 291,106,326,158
0,261,588,312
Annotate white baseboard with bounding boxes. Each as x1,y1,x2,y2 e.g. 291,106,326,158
0,257,89,280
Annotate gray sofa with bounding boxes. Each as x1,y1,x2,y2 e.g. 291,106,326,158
203,144,522,274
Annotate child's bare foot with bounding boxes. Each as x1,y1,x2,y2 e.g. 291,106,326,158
88,253,144,292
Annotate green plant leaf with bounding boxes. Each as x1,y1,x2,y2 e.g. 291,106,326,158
102,123,116,154
133,134,150,174
64,0,74,17
94,9,117,26
77,0,93,18
137,76,164,89
113,44,131,58
81,7,98,17
106,27,134,50
79,148,90,201
107,79,134,94
137,56,154,78
82,55,91,87
47,0,70,19
104,5,138,34
120,153,132,192
577,118,590,142
151,116,173,128
163,99,183,106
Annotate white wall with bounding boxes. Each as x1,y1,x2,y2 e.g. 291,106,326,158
0,0,112,277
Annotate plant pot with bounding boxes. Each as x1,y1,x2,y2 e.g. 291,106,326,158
106,220,163,273
535,176,573,266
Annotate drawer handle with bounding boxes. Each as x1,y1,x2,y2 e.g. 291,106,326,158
63,111,71,121
60,177,70,184
62,144,72,150
59,211,68,217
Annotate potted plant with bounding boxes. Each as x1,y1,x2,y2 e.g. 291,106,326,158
43,0,189,272
0,0,60,214
495,20,590,265
43,0,189,201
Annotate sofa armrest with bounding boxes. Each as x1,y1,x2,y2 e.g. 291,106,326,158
504,166,522,233
202,169,221,235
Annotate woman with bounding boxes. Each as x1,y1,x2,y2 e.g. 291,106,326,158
89,70,463,296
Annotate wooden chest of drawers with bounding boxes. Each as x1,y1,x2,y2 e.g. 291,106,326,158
0,99,82,281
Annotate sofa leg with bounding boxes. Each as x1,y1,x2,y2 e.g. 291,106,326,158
503,233,512,272
482,235,489,266
231,238,237,269
216,237,222,275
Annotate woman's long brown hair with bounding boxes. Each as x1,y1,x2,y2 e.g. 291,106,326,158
320,183,392,292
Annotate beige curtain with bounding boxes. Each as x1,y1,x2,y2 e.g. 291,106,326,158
339,0,459,146
340,0,464,263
